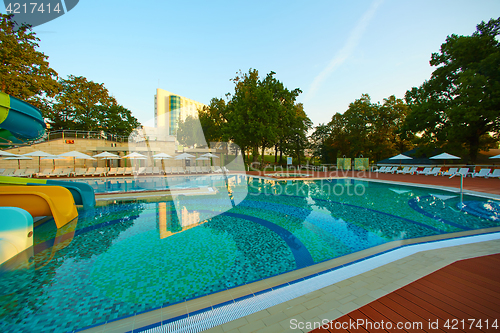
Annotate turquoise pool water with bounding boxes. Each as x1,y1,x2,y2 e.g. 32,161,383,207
1,176,499,332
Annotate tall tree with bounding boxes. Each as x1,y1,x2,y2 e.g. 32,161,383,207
404,18,500,163
48,75,117,131
0,14,60,106
98,104,141,137
281,103,312,165
176,115,206,148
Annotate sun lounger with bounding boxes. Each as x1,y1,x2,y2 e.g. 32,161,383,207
124,167,133,176
488,169,500,178
384,166,399,174
36,169,52,177
471,168,491,178
152,167,160,175
20,168,36,178
85,167,96,176
56,168,71,177
94,167,106,177
0,185,78,228
12,168,27,177
73,168,87,177
396,167,410,174
442,168,458,176
416,167,432,175
134,167,146,176
163,166,171,174
426,167,442,176
145,167,153,175
107,167,118,176
2,168,15,176
374,166,387,173
454,168,471,178
212,166,222,173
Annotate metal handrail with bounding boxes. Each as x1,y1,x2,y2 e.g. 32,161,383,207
40,130,129,143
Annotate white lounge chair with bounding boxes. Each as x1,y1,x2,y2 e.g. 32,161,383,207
12,168,27,177
37,169,52,177
384,167,399,174
94,167,106,177
116,167,125,176
58,168,72,177
85,167,96,176
454,168,471,178
487,169,500,178
163,166,171,174
152,167,161,175
2,168,15,176
374,166,387,173
396,167,410,174
426,167,442,176
22,169,36,178
107,167,118,176
442,168,458,176
74,168,87,177
124,167,133,176
417,167,432,175
471,168,491,178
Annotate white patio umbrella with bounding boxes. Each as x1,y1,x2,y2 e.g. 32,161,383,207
41,155,66,170
4,155,32,169
59,151,96,171
101,155,121,173
388,153,412,167
196,156,210,167
122,152,148,168
153,153,171,169
201,153,219,158
93,151,120,169
489,154,500,159
201,152,219,167
430,152,461,166
0,151,19,157
23,150,53,172
175,153,195,168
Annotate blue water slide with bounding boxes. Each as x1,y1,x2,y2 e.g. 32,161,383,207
0,92,46,143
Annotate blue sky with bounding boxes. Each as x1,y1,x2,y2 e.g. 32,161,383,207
3,0,500,127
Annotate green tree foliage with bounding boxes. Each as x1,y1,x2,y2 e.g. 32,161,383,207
404,18,500,163
176,115,206,148
198,97,227,145
280,103,312,165
225,69,302,165
316,94,411,163
0,14,60,106
98,104,141,137
47,75,140,136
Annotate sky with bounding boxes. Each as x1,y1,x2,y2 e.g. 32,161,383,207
3,0,500,127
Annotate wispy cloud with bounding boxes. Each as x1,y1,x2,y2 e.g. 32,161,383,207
303,0,384,102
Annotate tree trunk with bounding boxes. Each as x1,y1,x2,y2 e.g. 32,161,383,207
274,144,278,163
279,140,283,164
261,143,266,167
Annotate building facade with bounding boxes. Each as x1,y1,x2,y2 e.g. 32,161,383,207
154,88,207,136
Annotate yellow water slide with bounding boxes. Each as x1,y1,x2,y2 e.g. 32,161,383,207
0,186,78,228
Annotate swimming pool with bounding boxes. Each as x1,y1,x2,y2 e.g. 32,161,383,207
1,176,499,332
